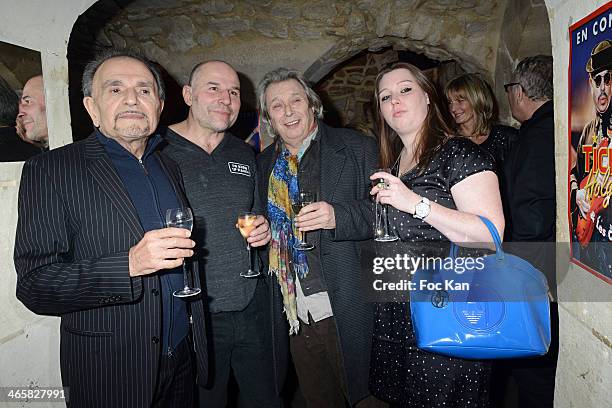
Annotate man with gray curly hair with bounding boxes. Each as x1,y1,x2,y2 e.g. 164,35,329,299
256,67,380,408
504,54,555,252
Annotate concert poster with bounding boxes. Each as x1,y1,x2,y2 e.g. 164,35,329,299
568,2,612,283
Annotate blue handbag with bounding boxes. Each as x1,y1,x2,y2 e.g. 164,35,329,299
410,216,551,359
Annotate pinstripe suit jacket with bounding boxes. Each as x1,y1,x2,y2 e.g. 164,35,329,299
14,134,207,408
257,122,377,405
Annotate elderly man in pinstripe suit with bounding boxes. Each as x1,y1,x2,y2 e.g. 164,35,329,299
14,49,207,408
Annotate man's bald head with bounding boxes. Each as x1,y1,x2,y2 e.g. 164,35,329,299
183,60,241,135
18,75,48,144
188,60,237,87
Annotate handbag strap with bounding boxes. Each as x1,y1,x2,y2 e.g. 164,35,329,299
448,216,504,260
477,216,504,260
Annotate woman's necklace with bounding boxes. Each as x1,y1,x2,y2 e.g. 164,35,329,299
397,147,417,177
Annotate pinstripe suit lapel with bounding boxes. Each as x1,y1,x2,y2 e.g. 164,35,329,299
319,123,346,203
84,134,145,239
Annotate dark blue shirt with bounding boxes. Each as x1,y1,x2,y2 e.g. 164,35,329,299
96,129,189,354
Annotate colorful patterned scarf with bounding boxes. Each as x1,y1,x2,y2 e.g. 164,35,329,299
268,149,309,335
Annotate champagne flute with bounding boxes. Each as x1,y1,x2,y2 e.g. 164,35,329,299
373,168,399,242
292,191,316,251
237,212,261,278
166,207,201,298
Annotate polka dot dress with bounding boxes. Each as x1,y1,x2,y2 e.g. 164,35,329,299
478,124,518,167
369,137,495,408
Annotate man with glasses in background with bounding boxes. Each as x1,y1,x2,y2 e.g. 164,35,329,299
501,55,557,408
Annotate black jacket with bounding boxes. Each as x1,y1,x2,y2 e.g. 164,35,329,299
504,101,556,286
0,126,45,162
14,134,208,407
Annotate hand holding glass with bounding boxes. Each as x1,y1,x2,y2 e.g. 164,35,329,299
166,207,201,298
292,191,316,250
237,212,261,278
372,169,399,242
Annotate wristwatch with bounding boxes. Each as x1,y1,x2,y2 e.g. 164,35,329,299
413,197,431,220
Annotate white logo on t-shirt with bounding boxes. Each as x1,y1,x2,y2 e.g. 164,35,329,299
228,162,251,177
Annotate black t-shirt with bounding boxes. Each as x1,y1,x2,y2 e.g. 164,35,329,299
388,137,496,243
479,125,518,231
161,128,259,313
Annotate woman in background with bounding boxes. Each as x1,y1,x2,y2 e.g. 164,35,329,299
445,73,517,166
368,63,504,407
445,74,517,235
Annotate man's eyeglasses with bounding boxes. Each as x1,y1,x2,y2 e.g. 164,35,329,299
504,82,521,93
592,72,611,87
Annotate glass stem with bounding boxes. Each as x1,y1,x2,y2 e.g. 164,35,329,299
382,204,388,232
247,242,253,271
182,260,189,290
374,200,380,235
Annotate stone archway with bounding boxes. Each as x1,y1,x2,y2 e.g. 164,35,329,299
304,34,482,87
301,0,552,127
311,47,464,129
66,2,515,96
66,0,551,135
297,5,493,129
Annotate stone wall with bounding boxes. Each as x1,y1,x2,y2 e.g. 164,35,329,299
495,0,551,124
64,0,553,130
315,49,397,129
71,0,515,114
0,42,41,90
